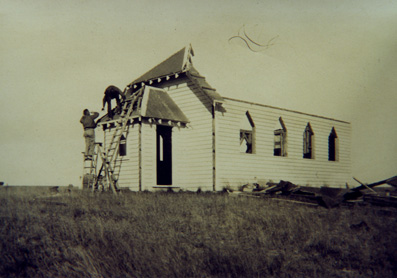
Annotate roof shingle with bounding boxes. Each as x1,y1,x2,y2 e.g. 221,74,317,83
129,45,223,103
132,47,187,85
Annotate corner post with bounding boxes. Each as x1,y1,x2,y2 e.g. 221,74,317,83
212,101,216,191
138,117,142,191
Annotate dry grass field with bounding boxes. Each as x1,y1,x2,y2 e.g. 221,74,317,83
1,186,396,277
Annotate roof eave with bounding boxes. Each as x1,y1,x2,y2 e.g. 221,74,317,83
129,71,187,89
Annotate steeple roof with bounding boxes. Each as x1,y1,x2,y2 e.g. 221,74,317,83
131,46,192,85
128,45,223,103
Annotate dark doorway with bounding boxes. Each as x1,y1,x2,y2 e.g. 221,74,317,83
157,125,172,185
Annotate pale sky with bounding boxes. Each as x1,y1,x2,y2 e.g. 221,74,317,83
1,0,396,186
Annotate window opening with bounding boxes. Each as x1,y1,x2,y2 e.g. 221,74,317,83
303,123,314,159
119,134,127,156
240,111,255,154
274,117,287,157
328,127,338,161
240,130,252,153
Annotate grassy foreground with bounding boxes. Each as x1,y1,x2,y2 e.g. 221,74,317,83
0,186,396,278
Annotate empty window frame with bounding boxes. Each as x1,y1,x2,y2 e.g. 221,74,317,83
240,111,255,154
328,127,339,161
274,117,287,157
119,134,127,156
303,123,314,159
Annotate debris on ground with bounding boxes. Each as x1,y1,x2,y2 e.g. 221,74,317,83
228,176,397,209
350,221,370,231
261,180,301,195
316,187,348,208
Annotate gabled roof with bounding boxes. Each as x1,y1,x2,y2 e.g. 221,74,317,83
128,45,224,103
97,86,189,124
132,46,191,85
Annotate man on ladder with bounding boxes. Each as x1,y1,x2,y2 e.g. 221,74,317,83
80,85,132,192
102,85,125,119
80,109,99,160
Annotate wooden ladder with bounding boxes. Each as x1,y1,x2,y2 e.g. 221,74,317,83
82,143,101,190
95,93,140,192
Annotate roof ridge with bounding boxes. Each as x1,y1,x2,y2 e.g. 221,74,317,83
130,46,194,86
126,47,224,103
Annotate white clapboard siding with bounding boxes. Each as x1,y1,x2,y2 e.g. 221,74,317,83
141,123,156,191
120,123,140,190
103,123,140,191
162,78,214,191
215,98,351,188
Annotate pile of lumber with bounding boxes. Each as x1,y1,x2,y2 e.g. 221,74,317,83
228,176,397,209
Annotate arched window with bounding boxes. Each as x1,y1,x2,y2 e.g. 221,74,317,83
274,117,287,157
328,127,339,161
303,123,314,159
240,111,255,154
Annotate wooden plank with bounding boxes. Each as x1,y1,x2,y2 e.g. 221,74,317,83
269,197,319,206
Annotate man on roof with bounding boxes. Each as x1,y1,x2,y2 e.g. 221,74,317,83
102,85,125,118
80,109,99,160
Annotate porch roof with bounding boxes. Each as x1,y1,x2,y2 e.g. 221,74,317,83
142,86,189,123
97,86,189,124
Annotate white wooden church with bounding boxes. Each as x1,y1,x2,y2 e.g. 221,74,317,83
96,46,351,191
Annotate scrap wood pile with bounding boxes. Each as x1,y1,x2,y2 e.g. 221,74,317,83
228,176,397,209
